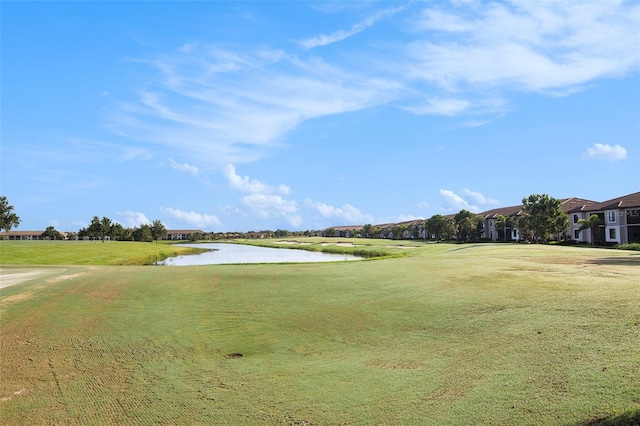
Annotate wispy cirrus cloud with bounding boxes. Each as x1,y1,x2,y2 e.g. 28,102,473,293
408,1,640,94
300,6,404,49
110,46,401,168
108,0,639,171
581,143,628,162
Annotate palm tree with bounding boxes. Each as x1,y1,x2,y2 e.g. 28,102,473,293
577,214,601,245
495,215,507,241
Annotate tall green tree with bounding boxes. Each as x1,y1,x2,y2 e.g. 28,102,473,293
111,223,126,241
426,215,447,240
150,220,167,243
454,209,479,243
86,216,114,242
41,226,64,240
362,224,372,238
521,194,569,243
0,196,21,232
577,214,601,245
133,224,153,242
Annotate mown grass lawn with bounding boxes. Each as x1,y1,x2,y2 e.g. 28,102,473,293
0,240,206,265
1,243,639,425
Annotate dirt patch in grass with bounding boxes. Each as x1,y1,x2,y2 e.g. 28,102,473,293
587,257,640,266
367,359,422,370
0,269,57,289
46,272,88,283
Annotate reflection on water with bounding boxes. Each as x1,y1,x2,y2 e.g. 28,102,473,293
159,243,362,266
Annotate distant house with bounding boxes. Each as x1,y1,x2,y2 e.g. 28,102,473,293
0,230,47,240
165,230,207,241
568,192,640,245
480,205,525,241
319,192,639,245
480,197,598,242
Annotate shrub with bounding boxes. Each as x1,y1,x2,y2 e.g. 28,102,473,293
617,243,640,251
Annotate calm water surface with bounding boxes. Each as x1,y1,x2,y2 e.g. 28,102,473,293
160,243,362,266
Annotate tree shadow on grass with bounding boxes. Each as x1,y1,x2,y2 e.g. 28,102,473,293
574,410,640,426
587,257,640,266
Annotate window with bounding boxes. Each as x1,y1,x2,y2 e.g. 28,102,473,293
607,211,617,223
573,214,579,224
609,228,617,240
627,210,640,225
489,220,493,227
574,230,580,239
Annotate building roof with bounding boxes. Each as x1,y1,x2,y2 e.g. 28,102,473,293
480,205,524,219
166,229,206,234
582,191,640,212
0,230,45,236
562,197,599,213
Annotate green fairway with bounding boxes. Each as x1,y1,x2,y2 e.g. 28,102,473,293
1,243,639,425
0,240,206,265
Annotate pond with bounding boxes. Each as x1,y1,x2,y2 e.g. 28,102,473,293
158,243,363,266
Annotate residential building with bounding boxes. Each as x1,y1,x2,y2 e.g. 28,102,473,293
569,192,640,245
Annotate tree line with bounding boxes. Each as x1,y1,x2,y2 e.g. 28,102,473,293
0,193,594,244
75,216,168,243
328,194,576,244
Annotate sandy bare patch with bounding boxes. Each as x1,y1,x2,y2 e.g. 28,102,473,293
47,272,87,283
277,240,298,245
335,242,356,247
367,359,421,370
320,243,332,246
0,269,56,289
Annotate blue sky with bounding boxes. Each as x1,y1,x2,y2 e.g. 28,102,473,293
2,1,639,232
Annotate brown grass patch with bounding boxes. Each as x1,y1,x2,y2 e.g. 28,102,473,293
367,359,422,370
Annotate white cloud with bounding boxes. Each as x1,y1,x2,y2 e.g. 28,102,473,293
241,194,302,228
582,143,628,162
461,189,500,206
440,189,477,213
408,1,640,94
417,201,430,209
383,214,425,223
163,207,221,228
110,47,402,167
168,158,200,177
108,1,639,169
439,189,500,213
405,98,471,116
119,211,150,228
305,200,374,224
300,6,404,49
223,164,290,195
